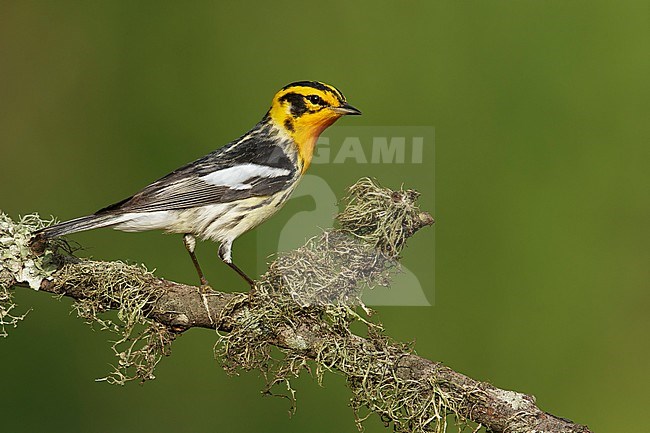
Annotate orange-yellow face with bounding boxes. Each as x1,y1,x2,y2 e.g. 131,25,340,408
268,81,361,172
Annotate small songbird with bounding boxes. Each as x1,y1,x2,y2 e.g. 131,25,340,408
35,81,361,286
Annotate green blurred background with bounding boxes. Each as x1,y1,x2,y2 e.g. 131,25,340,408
1,1,648,432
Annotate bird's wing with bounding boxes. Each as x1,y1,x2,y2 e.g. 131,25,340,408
96,138,296,215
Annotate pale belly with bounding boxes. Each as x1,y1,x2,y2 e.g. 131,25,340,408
112,184,298,244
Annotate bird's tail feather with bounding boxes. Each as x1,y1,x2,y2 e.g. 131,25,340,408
36,214,120,238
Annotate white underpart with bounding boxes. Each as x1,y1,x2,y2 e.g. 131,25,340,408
219,240,233,263
111,193,293,240
199,164,291,190
111,173,301,264
183,233,196,252
113,211,176,232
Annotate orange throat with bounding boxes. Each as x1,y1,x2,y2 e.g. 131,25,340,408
292,119,336,173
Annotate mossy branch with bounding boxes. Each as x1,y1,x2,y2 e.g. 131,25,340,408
1,178,591,433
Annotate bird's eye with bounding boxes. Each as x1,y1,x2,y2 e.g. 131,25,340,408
306,94,324,105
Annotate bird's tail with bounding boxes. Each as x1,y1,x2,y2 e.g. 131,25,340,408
35,214,120,239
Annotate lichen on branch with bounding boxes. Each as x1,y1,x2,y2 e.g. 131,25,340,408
0,211,175,383
0,213,58,336
215,178,441,430
1,179,591,433
53,260,175,384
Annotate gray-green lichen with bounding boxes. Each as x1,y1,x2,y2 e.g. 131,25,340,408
337,177,431,257
216,178,444,432
0,212,60,336
0,212,59,289
0,211,173,381
52,260,174,385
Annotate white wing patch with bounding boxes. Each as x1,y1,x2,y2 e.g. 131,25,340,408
200,164,291,190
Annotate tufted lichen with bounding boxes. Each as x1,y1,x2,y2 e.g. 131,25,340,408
0,212,62,336
2,179,446,432
215,178,445,432
0,211,174,381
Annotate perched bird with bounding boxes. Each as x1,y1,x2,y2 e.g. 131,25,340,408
35,81,361,286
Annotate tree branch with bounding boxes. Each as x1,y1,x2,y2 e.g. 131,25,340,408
1,179,591,433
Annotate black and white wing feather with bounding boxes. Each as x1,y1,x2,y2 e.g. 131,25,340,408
36,126,298,239
97,133,296,215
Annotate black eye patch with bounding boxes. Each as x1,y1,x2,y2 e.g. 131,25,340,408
305,94,325,106
279,92,308,117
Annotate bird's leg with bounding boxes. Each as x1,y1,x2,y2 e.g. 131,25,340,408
226,261,255,286
183,234,208,286
218,241,255,287
183,234,213,325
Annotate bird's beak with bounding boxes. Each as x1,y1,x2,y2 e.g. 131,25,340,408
331,103,362,116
